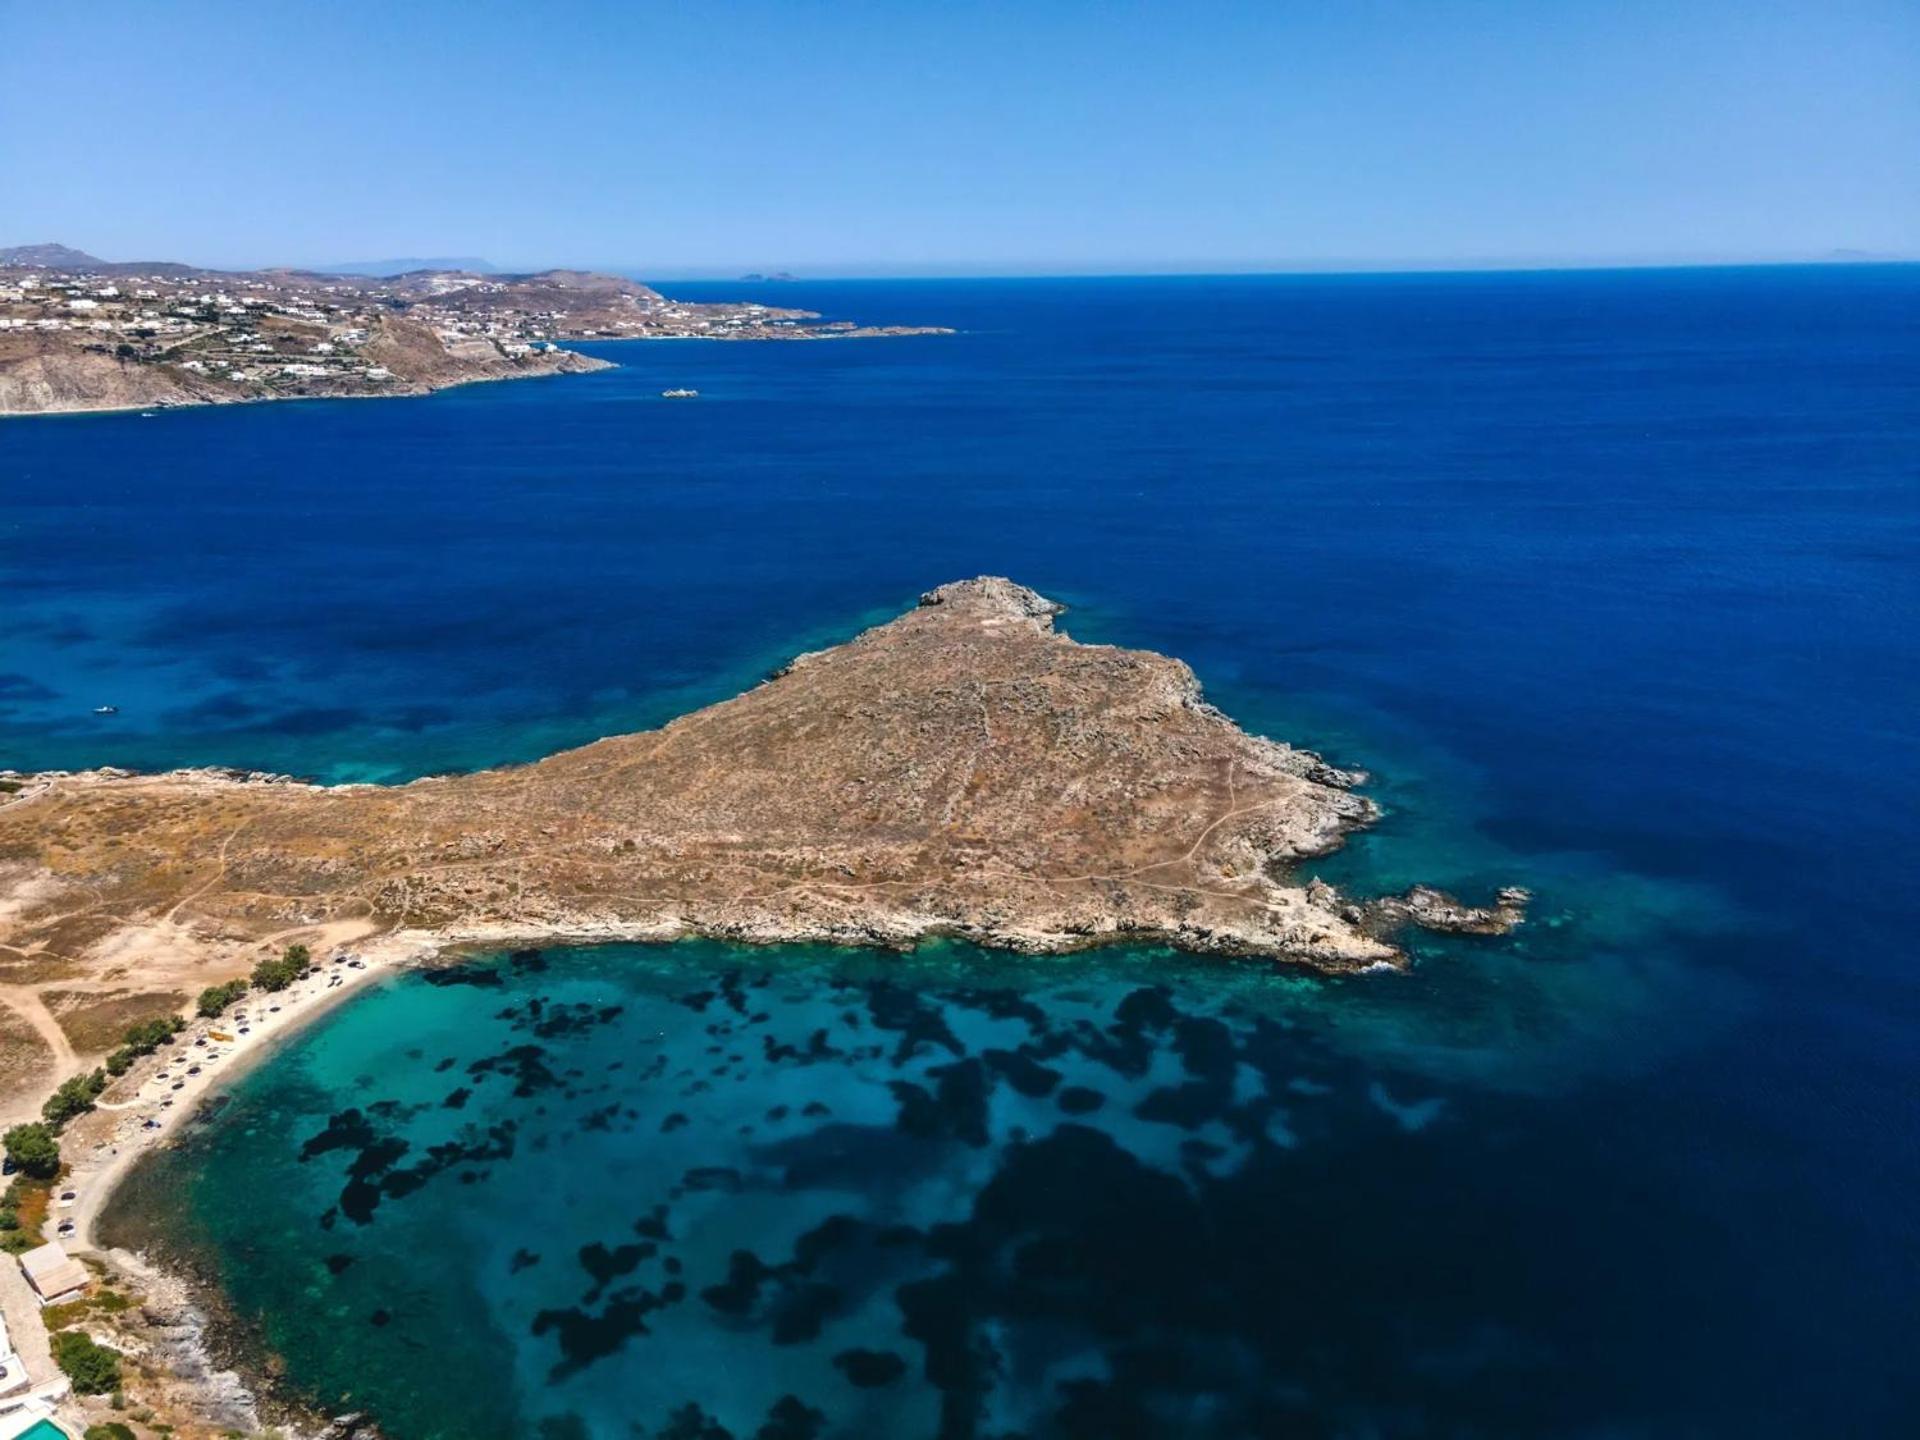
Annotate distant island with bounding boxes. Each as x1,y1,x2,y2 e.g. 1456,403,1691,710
740,270,798,282
0,244,953,416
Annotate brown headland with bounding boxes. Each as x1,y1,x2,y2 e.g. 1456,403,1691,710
0,578,1522,1122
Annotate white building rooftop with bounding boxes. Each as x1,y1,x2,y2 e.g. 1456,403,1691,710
17,1243,87,1304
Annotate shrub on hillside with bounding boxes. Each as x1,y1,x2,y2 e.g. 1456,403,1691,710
52,1329,121,1393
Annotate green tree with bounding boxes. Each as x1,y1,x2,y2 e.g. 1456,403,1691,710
86,1424,137,1440
42,1069,108,1129
52,1329,122,1394
122,1015,184,1049
196,979,248,1018
4,1123,60,1178
250,944,308,993
104,1011,186,1076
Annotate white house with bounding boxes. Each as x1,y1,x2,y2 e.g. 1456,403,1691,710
18,1241,88,1304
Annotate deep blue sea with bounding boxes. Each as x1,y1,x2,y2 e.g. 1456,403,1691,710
12,268,1919,1437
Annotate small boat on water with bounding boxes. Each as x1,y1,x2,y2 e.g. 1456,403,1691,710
93,705,118,715
661,388,699,399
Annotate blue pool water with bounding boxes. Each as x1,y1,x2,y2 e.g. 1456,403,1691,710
13,267,1919,1435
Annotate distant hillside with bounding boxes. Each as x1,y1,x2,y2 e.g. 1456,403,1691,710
321,257,499,277
0,243,106,269
0,243,208,278
2,246,947,417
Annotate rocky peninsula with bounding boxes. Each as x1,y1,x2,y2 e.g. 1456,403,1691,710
0,578,1523,1436
0,578,1520,1118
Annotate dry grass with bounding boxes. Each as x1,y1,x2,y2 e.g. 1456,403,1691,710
0,1007,55,1108
45,989,189,1054
0,953,81,986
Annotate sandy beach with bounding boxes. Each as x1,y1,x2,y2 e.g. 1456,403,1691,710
61,919,417,1256
0,916,452,1435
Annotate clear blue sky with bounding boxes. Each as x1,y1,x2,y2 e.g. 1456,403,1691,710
4,0,1914,276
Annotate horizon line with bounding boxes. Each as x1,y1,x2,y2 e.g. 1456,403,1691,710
10,240,1916,283
614,256,1920,283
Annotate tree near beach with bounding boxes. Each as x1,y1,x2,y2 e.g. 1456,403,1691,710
42,1069,109,1129
104,1013,186,1076
196,980,248,1018
3,1122,62,1180
251,943,310,993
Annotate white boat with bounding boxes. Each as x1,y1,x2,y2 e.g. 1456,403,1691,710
661,388,699,399
93,705,118,715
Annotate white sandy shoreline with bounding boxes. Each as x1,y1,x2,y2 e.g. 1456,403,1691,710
0,920,445,1435
64,922,430,1257
62,913,698,1252
37,919,701,1436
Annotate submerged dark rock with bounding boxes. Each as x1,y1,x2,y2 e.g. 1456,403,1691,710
834,1347,908,1387
1057,1085,1105,1115
754,1394,827,1440
421,963,506,988
531,1284,674,1379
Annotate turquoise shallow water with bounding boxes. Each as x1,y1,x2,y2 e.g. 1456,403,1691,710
108,933,1742,1440
17,268,1920,1434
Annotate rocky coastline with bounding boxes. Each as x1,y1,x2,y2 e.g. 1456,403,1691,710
94,1191,389,1440
0,323,610,418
